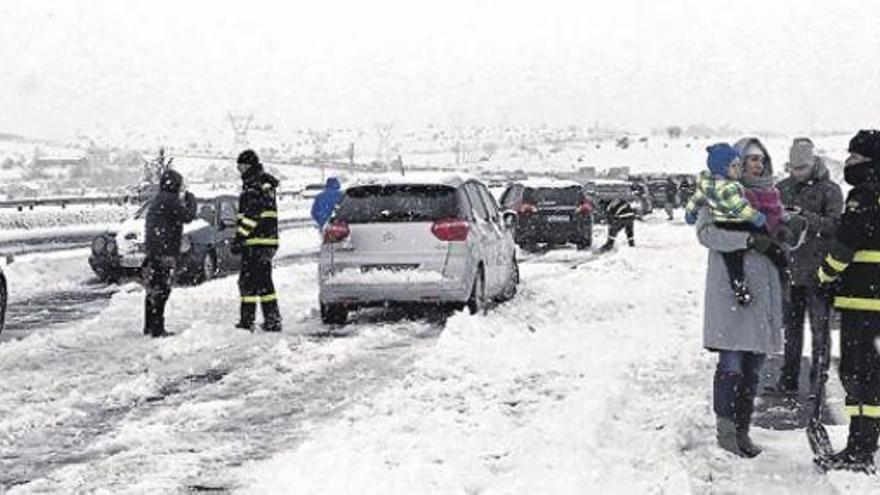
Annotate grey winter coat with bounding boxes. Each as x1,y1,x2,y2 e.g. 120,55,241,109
776,160,844,287
697,208,784,354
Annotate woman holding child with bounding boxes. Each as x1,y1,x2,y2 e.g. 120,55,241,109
691,138,787,458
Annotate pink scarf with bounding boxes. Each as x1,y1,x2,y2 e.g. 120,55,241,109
745,187,784,237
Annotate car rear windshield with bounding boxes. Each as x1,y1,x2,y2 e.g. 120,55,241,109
335,185,459,223
523,186,582,206
594,184,631,194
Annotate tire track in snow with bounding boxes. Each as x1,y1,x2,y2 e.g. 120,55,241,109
0,320,445,492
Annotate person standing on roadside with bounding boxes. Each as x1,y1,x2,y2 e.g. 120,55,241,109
766,138,843,397
143,169,197,338
814,130,880,473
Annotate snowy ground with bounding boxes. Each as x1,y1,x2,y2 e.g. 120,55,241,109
1,216,877,494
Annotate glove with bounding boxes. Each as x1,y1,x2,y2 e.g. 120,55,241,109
256,248,277,263
786,215,807,237
230,238,243,255
800,210,823,233
751,212,767,228
685,210,697,225
747,233,775,254
816,274,839,299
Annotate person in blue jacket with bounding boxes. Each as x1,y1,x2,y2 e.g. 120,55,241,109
311,177,343,229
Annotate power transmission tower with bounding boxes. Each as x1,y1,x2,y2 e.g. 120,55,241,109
228,113,254,150
376,124,394,168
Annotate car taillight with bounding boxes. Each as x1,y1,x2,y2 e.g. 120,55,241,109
576,200,594,215
323,221,351,244
518,203,537,215
432,218,470,242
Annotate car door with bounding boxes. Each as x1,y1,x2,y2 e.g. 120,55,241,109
477,183,508,295
463,183,495,293
217,198,242,271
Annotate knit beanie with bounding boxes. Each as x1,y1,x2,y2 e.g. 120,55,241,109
706,143,741,177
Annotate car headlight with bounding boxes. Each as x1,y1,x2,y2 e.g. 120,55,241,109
180,236,192,253
92,236,107,254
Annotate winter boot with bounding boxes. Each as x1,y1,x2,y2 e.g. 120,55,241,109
815,417,879,474
261,300,282,332
237,302,256,331
734,376,763,458
235,321,255,332
731,279,753,306
716,416,746,457
261,321,282,332
735,425,763,458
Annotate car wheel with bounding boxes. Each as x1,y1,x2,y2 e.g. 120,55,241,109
0,272,6,334
200,251,217,283
500,256,519,301
576,240,591,251
467,267,487,315
321,303,348,325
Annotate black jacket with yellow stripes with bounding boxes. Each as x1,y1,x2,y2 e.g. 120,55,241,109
818,159,880,312
235,165,279,249
606,198,635,221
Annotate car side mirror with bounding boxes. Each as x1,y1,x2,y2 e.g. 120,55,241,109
502,210,517,229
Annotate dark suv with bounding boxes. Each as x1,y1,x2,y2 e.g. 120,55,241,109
499,180,594,251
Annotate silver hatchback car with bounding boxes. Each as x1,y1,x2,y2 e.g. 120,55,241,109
318,174,519,324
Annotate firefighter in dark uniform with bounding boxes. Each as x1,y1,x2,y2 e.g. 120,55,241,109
143,169,197,337
232,149,282,332
815,130,880,473
600,197,636,252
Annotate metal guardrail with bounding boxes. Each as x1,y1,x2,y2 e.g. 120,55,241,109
0,190,306,211
0,216,314,257
0,195,143,211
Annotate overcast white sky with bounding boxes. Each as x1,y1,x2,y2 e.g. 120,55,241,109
1,0,879,140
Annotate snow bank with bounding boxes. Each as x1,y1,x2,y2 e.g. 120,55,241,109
239,218,877,495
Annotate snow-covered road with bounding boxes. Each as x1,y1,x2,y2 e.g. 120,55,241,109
1,217,877,494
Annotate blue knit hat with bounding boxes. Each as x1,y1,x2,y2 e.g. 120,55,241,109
706,143,741,177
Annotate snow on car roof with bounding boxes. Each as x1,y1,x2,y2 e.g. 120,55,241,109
588,178,631,185
516,178,583,189
349,172,477,188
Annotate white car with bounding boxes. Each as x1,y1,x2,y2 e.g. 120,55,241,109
318,174,519,324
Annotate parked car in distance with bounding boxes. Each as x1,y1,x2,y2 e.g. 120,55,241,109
318,174,519,325
585,179,651,222
88,194,242,284
301,183,325,199
499,179,594,251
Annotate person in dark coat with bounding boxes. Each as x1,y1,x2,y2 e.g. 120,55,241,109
815,130,880,473
767,138,844,396
599,198,636,252
310,177,343,229
232,150,282,332
664,177,678,220
142,169,197,337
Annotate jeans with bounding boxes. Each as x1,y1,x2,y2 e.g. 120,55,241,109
714,350,766,427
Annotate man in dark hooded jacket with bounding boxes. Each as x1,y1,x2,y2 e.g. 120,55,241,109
232,149,282,332
310,177,342,229
815,130,880,473
143,169,197,337
768,138,843,396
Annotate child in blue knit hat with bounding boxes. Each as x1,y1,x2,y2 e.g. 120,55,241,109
685,143,768,305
